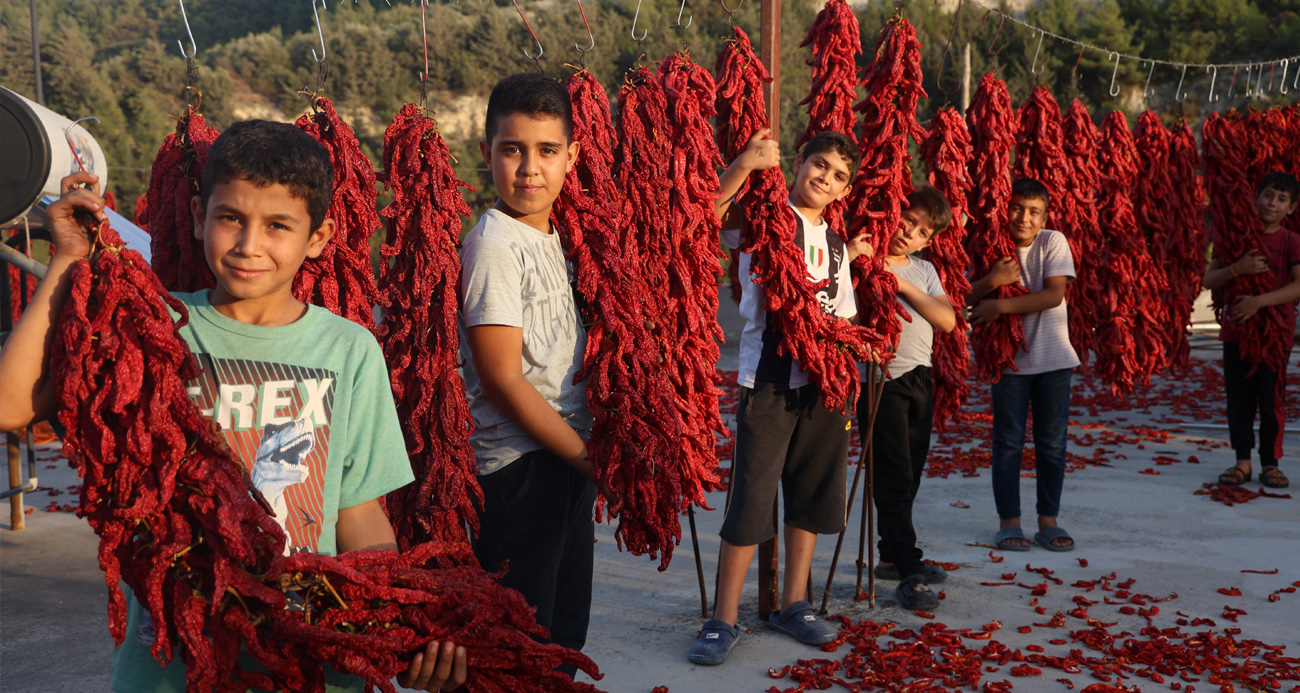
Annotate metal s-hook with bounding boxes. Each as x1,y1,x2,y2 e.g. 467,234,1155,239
1107,52,1121,97
1254,61,1268,96
177,0,197,59
573,0,595,65
1281,59,1290,95
673,0,692,29
311,0,327,64
1227,64,1239,100
1141,59,1156,102
1029,30,1045,76
935,0,964,96
511,0,544,64
981,10,1008,58
1069,44,1085,90
1175,64,1189,102
631,0,648,42
719,0,744,23
1206,65,1219,103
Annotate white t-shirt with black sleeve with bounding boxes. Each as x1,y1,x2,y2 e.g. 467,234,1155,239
887,256,948,379
1009,228,1081,375
458,208,592,475
725,201,858,390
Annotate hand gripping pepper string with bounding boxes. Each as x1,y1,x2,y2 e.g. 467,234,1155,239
1061,99,1104,371
144,110,220,293
55,219,604,693
796,0,861,241
920,107,973,432
844,16,928,362
965,72,1028,383
295,95,385,328
376,103,482,549
1162,120,1209,374
1094,111,1167,396
715,26,882,414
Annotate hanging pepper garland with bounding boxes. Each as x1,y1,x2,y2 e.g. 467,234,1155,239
845,16,928,359
796,0,861,241
556,67,689,570
920,107,973,432
965,72,1027,383
1060,99,1103,371
54,220,603,693
715,26,879,413
1202,111,1290,375
144,109,219,293
1162,120,1208,374
295,95,384,328
1094,111,1166,395
376,103,481,549
1133,110,1179,376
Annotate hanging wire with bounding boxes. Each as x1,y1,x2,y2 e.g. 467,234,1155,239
511,0,544,70
934,0,964,96
573,0,596,67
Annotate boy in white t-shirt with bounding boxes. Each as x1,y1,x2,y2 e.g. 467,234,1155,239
850,187,957,610
968,178,1080,553
690,131,858,665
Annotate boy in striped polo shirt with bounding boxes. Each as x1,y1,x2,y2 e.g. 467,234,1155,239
968,178,1080,552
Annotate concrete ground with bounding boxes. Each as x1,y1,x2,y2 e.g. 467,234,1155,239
4,292,1299,692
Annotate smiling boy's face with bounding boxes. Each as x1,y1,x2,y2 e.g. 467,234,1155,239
1256,185,1298,229
1007,194,1048,247
789,149,853,214
479,113,578,233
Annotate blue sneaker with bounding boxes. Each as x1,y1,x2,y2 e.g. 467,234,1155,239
768,600,839,645
688,619,741,665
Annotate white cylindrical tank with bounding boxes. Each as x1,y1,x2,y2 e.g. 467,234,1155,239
0,86,109,228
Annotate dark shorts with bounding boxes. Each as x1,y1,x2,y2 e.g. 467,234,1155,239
719,385,852,546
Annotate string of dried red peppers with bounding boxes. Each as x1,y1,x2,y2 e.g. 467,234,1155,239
965,72,1027,383
294,95,383,328
920,107,973,432
1060,99,1103,372
1133,111,1180,377
715,26,878,413
143,110,219,293
1159,120,1208,374
376,103,481,549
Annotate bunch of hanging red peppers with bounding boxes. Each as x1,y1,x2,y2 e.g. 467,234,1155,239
1060,99,1103,370
1160,120,1208,373
797,0,861,241
143,110,219,293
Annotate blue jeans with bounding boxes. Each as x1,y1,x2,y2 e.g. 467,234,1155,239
990,368,1072,520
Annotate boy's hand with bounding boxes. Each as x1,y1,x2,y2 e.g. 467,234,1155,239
397,640,467,692
846,233,873,262
987,257,1021,289
1229,294,1263,321
1232,250,1268,277
733,129,780,174
47,172,108,260
969,298,1003,325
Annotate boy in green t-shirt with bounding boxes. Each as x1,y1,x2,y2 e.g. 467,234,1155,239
0,121,466,692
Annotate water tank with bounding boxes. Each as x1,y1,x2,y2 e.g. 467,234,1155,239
0,86,109,228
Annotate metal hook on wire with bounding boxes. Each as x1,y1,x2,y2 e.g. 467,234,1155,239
1206,65,1219,103
631,0,648,43
1029,30,1046,76
65,116,101,174
1107,52,1121,97
177,0,197,59
981,10,1008,58
673,0,692,29
1227,64,1239,100
1069,44,1086,91
719,0,744,25
1281,59,1290,96
511,0,544,65
935,0,964,96
311,0,327,64
573,0,595,65
1254,61,1268,96
1175,64,1189,102
1141,59,1156,102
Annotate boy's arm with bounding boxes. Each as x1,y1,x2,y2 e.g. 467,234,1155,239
1229,263,1300,321
335,498,398,552
466,324,594,480
0,173,103,431
970,274,1067,325
967,256,1020,306
896,275,957,333
1203,250,1268,290
716,129,780,226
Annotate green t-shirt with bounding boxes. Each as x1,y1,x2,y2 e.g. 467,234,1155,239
110,291,414,693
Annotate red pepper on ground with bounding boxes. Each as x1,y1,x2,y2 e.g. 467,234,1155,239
376,103,481,549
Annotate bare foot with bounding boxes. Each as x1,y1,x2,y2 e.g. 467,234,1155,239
998,519,1032,549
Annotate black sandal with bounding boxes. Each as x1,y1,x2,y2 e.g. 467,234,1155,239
1261,467,1290,489
1218,467,1251,486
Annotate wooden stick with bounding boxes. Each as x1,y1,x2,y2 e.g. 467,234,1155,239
819,422,867,614
688,505,708,619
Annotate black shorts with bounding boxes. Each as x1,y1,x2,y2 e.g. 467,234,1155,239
719,385,853,546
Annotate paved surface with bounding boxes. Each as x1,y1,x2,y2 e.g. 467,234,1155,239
4,293,1299,692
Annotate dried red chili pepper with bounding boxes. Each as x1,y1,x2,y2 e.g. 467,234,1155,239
144,110,219,293
1158,119,1209,374
295,95,384,328
1060,99,1103,370
797,0,861,241
965,73,1028,383
376,103,481,549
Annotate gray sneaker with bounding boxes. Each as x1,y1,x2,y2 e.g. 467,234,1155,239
875,562,948,584
689,619,741,665
768,600,839,645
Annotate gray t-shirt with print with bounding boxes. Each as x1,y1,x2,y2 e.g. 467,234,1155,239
458,208,592,475
887,256,948,379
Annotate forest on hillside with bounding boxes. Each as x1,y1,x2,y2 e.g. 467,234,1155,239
2,0,1299,223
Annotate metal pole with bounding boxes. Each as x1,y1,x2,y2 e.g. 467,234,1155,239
962,43,972,114
29,0,44,105
8,432,24,530
0,243,49,280
688,505,709,619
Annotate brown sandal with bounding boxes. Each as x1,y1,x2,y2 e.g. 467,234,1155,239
1261,467,1290,489
1218,466,1251,486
